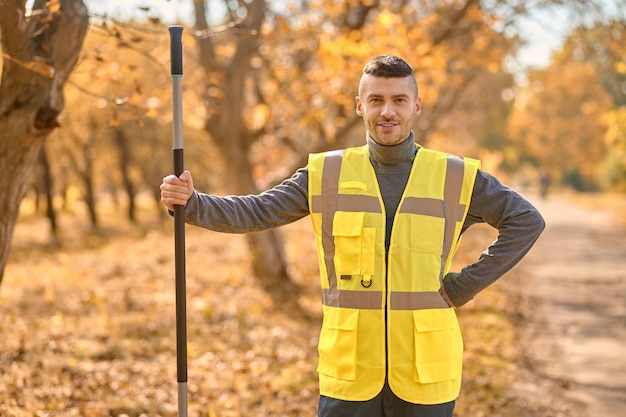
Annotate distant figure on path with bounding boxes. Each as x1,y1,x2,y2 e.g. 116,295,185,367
540,171,552,199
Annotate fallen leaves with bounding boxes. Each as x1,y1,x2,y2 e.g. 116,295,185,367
1,214,320,417
0,210,575,416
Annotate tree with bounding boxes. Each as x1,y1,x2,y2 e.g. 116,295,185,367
556,20,626,107
37,15,218,235
191,0,299,301
507,15,626,191
187,0,520,302
0,0,89,283
3,0,609,289
508,61,612,189
601,107,626,191
555,20,626,190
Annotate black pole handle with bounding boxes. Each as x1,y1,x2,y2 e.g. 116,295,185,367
169,25,183,77
169,25,185,155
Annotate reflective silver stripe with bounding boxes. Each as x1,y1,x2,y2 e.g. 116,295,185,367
396,156,467,285
322,289,448,310
399,197,443,217
319,151,343,291
440,156,466,283
315,151,384,310
311,194,381,214
322,288,383,309
390,291,449,310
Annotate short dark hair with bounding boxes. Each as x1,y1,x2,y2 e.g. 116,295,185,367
363,55,413,77
360,55,419,96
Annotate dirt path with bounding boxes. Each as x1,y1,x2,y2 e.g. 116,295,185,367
510,193,626,415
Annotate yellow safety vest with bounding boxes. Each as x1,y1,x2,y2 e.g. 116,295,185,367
308,144,480,404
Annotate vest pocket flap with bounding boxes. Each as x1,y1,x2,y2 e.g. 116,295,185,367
415,359,462,384
332,211,364,236
412,309,455,332
323,307,359,330
339,181,367,191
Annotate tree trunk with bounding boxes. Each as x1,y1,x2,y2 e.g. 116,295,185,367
194,0,300,305
78,117,98,227
65,124,99,228
79,141,98,228
38,145,59,236
233,153,298,303
114,128,137,223
0,0,89,283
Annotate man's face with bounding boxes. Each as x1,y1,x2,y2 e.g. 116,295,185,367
355,74,421,146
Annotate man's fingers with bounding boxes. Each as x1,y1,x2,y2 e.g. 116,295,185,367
162,174,185,186
161,176,189,192
160,171,193,211
160,182,188,195
160,174,192,210
160,187,188,202
179,170,191,181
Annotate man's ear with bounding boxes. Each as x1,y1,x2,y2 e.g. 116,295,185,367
415,96,422,115
355,96,362,116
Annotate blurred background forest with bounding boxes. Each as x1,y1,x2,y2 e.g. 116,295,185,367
1,0,625,283
1,0,626,416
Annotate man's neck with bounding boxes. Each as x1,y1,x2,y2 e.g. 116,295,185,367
367,132,416,166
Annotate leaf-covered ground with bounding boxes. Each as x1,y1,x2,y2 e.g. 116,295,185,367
0,194,598,417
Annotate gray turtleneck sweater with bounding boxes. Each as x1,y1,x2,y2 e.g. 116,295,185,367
184,133,544,307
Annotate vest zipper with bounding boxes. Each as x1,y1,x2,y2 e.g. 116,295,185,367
384,249,389,380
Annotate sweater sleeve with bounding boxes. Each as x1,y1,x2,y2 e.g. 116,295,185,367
183,167,310,233
442,170,545,307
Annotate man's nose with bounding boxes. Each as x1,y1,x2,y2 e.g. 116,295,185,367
380,102,394,116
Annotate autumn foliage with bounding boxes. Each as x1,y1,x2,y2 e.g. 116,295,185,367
1,0,626,415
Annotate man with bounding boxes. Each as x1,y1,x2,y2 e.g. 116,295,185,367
160,55,545,417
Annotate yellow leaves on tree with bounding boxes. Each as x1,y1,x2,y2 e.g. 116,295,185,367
604,108,626,157
247,103,271,131
602,107,626,190
508,61,613,186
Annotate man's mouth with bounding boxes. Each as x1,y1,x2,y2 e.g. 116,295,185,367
378,121,398,129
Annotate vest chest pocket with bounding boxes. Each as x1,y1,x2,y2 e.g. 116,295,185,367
317,308,359,381
409,215,445,255
412,309,463,384
332,211,376,284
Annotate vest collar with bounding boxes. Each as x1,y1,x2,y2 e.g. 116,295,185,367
366,131,417,166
